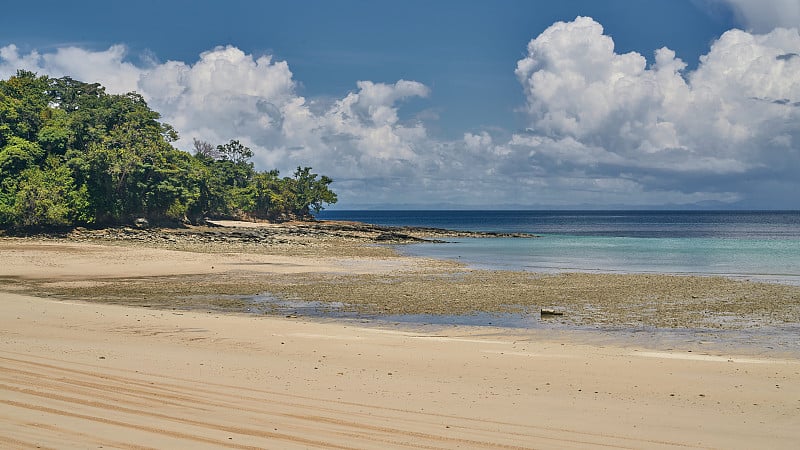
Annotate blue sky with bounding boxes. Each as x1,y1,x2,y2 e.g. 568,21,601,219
3,0,735,138
2,1,800,209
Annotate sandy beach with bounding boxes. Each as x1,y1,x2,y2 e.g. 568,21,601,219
2,226,800,448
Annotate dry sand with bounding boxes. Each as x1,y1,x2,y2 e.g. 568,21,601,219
2,235,800,448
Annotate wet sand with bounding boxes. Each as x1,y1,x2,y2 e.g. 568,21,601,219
4,232,799,331
2,227,800,448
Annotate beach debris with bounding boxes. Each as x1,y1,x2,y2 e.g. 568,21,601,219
540,308,564,317
133,217,150,229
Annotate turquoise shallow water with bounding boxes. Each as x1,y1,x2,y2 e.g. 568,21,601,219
401,235,800,285
318,210,800,285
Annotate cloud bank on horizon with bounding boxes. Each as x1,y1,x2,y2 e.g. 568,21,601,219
721,0,800,32
2,12,799,208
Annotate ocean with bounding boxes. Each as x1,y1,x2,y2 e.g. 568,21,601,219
317,210,800,285
309,210,800,354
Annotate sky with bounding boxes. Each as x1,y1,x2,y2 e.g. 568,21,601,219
2,0,800,209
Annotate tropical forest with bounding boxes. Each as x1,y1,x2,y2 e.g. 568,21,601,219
0,70,337,229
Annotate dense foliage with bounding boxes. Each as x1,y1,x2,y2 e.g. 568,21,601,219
0,71,336,228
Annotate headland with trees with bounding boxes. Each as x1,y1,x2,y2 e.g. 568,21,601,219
0,70,337,229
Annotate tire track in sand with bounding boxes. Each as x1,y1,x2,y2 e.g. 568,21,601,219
0,351,706,449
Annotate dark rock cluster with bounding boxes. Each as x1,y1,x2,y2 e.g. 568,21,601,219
3,219,537,247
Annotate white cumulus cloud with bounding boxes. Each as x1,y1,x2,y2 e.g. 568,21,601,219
506,16,800,205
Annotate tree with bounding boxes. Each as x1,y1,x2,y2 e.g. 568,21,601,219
188,140,255,219
250,169,284,219
192,138,219,160
0,136,43,176
0,70,50,141
11,163,90,227
290,166,338,217
36,109,72,155
216,139,253,164
74,113,198,223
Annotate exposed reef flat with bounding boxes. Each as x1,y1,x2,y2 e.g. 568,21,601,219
2,221,798,331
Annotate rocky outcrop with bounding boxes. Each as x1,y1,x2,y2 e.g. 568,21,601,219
7,219,537,246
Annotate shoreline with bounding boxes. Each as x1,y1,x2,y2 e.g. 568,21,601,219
2,222,800,332
3,224,800,448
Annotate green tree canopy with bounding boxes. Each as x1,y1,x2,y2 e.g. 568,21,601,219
0,71,337,229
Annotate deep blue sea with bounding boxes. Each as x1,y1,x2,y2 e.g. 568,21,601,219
317,210,800,285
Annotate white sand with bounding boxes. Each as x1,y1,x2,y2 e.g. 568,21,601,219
2,237,799,448
2,291,799,449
